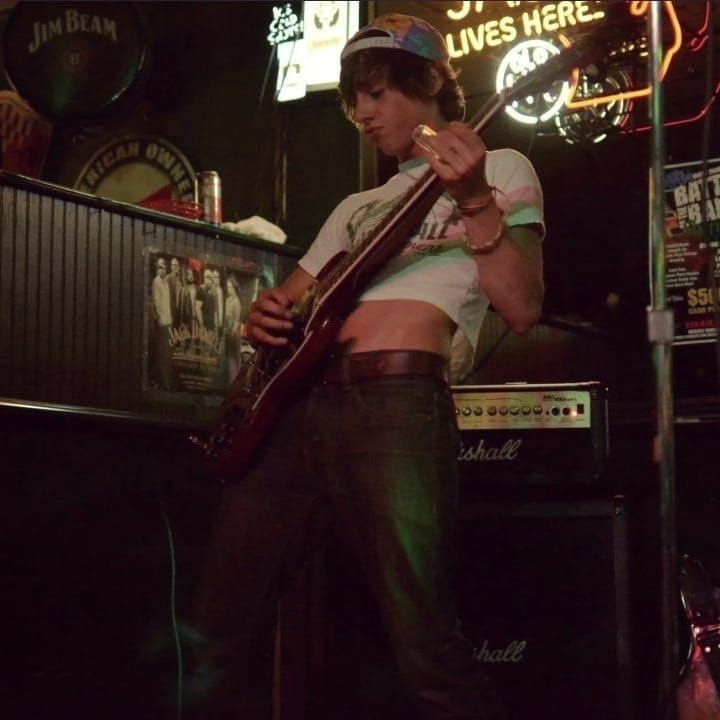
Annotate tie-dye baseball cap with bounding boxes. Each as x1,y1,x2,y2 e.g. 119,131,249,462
341,13,449,63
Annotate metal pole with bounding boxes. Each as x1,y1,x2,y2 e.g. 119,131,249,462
646,3,678,716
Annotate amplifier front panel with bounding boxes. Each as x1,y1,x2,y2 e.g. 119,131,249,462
452,382,608,488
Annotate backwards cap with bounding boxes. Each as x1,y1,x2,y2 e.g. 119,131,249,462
340,13,449,63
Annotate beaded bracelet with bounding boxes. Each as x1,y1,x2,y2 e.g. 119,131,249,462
464,213,506,254
458,193,506,254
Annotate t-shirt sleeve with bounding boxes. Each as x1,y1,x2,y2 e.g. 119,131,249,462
298,198,353,278
488,149,545,240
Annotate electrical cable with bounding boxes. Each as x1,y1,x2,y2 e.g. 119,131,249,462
258,43,278,108
273,38,301,103
159,499,184,720
524,92,541,158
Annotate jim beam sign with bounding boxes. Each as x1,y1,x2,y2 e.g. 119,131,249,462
3,2,146,120
27,7,119,53
74,135,196,205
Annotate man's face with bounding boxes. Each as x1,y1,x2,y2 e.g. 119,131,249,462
170,258,180,274
212,271,221,287
186,268,195,284
203,270,212,287
157,259,167,277
352,78,440,162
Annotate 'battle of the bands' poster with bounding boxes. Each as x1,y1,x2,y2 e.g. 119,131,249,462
145,250,264,396
663,157,720,344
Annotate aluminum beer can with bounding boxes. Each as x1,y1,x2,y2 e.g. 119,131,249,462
195,171,222,224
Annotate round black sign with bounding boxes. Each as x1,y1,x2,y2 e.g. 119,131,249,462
2,1,147,121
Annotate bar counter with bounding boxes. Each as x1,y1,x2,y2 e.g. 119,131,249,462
0,170,301,427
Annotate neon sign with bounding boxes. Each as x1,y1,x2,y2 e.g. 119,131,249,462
267,4,303,47
563,1,682,111
272,1,359,103
447,0,687,136
445,1,605,58
495,39,571,124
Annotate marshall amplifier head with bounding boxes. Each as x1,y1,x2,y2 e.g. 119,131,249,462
452,381,608,490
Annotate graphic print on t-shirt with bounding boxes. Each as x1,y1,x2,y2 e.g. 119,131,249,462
347,193,466,256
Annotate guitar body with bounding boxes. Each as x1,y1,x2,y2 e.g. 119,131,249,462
677,554,720,720
205,252,349,481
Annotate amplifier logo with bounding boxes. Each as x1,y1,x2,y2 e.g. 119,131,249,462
458,438,522,462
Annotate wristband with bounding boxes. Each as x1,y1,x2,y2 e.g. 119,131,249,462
457,189,496,216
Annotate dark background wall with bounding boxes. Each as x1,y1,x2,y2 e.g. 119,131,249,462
0,1,360,249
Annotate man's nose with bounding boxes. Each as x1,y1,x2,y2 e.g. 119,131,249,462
354,95,374,124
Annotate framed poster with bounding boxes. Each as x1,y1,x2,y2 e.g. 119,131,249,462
662,158,720,344
145,250,263,397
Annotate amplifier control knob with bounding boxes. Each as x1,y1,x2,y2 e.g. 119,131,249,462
487,406,497,416
499,406,508,416
533,405,542,414
510,406,520,416
473,406,483,416
521,406,531,415
461,407,472,416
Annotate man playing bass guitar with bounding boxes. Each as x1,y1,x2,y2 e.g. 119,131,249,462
195,13,545,719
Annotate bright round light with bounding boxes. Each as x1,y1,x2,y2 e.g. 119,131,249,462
495,39,572,125
554,69,633,145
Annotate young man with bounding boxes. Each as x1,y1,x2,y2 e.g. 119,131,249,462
195,13,544,719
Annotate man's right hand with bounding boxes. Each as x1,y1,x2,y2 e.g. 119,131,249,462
244,287,295,347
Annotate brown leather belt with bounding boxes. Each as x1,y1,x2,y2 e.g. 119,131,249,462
319,349,449,385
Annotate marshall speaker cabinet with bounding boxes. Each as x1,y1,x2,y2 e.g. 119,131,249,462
451,381,609,494
450,382,633,719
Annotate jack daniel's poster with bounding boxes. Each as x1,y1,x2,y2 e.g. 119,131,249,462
145,250,261,396
662,157,720,344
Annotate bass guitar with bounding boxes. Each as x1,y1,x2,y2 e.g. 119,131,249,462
198,22,624,482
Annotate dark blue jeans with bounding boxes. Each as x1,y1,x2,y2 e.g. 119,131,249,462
194,374,505,719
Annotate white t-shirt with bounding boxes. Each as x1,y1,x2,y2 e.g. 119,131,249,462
299,148,544,349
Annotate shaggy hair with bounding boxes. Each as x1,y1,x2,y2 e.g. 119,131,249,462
339,47,465,124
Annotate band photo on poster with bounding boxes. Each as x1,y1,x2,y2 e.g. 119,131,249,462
145,250,263,395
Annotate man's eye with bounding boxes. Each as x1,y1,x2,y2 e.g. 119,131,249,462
369,89,384,100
